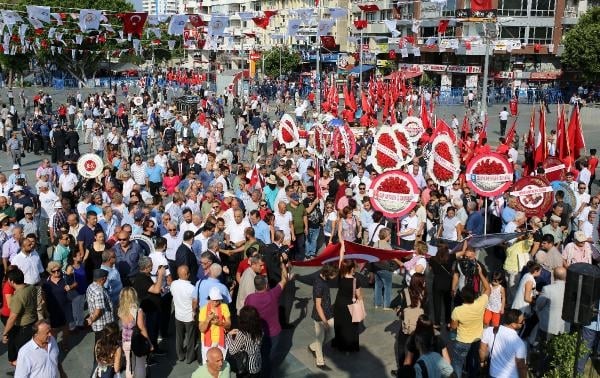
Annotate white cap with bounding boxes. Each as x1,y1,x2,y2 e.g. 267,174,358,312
12,164,19,170
208,286,223,301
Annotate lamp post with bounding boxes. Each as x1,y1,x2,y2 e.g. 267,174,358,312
359,9,364,91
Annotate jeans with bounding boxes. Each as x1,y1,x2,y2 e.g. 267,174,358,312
261,333,281,378
293,233,306,261
305,227,320,258
578,327,600,373
309,319,334,365
71,293,86,327
451,340,480,378
374,270,393,308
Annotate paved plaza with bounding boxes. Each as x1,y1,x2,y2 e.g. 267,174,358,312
0,86,598,377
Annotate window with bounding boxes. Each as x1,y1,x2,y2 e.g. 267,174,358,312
365,12,379,22
531,0,556,16
529,27,553,44
443,0,457,16
498,0,527,16
500,26,526,41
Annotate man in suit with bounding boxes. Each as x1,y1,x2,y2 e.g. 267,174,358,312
261,230,294,328
174,230,198,284
535,267,569,342
171,154,189,178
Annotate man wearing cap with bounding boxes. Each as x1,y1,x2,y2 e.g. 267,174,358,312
198,287,231,364
542,214,565,246
19,207,38,237
11,185,34,221
86,269,114,350
563,231,593,267
8,165,25,188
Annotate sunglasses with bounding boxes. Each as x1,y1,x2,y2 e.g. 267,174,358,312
118,238,128,241
168,229,177,231
260,203,267,207
51,269,60,273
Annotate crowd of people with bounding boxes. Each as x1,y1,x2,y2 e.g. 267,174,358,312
0,80,596,378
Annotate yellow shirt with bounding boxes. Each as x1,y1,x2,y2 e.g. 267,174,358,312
199,303,230,347
451,294,489,343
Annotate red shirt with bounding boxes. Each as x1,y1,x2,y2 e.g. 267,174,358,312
237,258,267,277
590,156,599,175
1,281,14,317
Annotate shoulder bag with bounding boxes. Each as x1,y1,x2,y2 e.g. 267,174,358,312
481,326,499,376
347,277,366,323
225,333,250,375
130,308,152,357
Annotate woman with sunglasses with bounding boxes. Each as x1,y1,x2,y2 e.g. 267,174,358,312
42,260,74,350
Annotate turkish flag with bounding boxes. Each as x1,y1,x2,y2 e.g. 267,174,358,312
534,106,547,169
188,14,205,27
292,241,414,266
354,20,367,30
470,0,492,11
358,4,380,12
320,35,336,49
567,104,585,160
556,105,570,161
252,16,270,29
263,10,278,19
246,164,262,189
438,20,450,33
120,12,148,38
432,118,457,143
505,118,518,148
389,49,396,59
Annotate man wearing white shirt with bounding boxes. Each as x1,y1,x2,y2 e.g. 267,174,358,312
14,320,60,378
164,222,183,261
195,147,208,168
171,265,197,364
58,164,78,206
180,208,200,234
408,164,427,190
579,162,592,189
349,166,372,189
225,209,251,247
154,149,169,171
499,106,509,136
11,238,43,285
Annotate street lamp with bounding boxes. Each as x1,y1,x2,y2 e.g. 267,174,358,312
480,22,498,119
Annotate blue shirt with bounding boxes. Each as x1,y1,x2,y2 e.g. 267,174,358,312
101,264,123,306
194,277,232,307
466,211,484,235
113,242,143,279
145,164,163,183
253,220,271,244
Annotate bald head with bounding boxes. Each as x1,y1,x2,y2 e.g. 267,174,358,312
206,347,224,372
554,267,567,281
177,265,189,280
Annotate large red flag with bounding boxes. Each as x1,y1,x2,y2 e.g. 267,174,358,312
461,114,470,136
420,96,431,130
292,240,413,265
252,16,270,29
556,104,570,161
361,91,373,115
314,159,322,199
471,0,492,11
120,12,148,38
567,105,585,160
247,164,262,189
431,117,457,143
504,117,518,148
534,106,547,168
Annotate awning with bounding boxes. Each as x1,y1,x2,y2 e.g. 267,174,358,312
349,64,375,75
384,71,422,80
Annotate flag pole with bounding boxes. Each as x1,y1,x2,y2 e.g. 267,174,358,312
484,198,488,235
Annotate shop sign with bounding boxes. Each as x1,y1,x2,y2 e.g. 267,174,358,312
447,65,481,73
495,71,514,79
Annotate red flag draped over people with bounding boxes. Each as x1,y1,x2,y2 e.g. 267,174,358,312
292,241,413,266
556,104,570,162
432,117,457,143
504,117,518,147
534,106,547,168
567,104,585,160
119,12,148,38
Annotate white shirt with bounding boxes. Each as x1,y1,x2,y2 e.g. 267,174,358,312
401,215,419,241
14,336,60,378
180,221,200,234
499,110,509,121
481,325,526,378
149,251,171,283
58,172,78,192
164,233,183,261
130,162,148,185
274,211,293,241
349,174,371,189
225,219,251,244
579,168,592,188
38,190,59,220
11,251,44,285
154,154,168,170
170,279,196,322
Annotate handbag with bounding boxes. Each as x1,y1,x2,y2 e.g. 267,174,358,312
130,309,151,357
226,349,250,375
347,277,366,323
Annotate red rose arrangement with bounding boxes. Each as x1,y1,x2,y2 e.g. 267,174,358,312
378,177,410,193
375,133,399,169
432,143,455,181
473,159,505,175
281,126,294,142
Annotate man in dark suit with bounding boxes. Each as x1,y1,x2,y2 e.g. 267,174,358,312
261,230,294,327
174,230,198,284
171,154,189,178
187,156,202,176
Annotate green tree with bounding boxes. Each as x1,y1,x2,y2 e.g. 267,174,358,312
561,7,600,83
13,0,134,85
0,54,31,87
261,47,301,79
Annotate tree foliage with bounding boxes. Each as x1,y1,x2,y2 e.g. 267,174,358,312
561,7,600,83
262,47,301,79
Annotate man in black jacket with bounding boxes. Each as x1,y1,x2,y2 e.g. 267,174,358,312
174,231,199,284
261,230,295,327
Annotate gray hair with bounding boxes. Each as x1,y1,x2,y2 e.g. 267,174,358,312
138,256,153,271
101,249,115,263
466,201,477,211
209,263,222,278
207,237,220,251
452,197,463,208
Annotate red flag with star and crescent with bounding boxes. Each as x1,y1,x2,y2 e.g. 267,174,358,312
120,12,148,38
